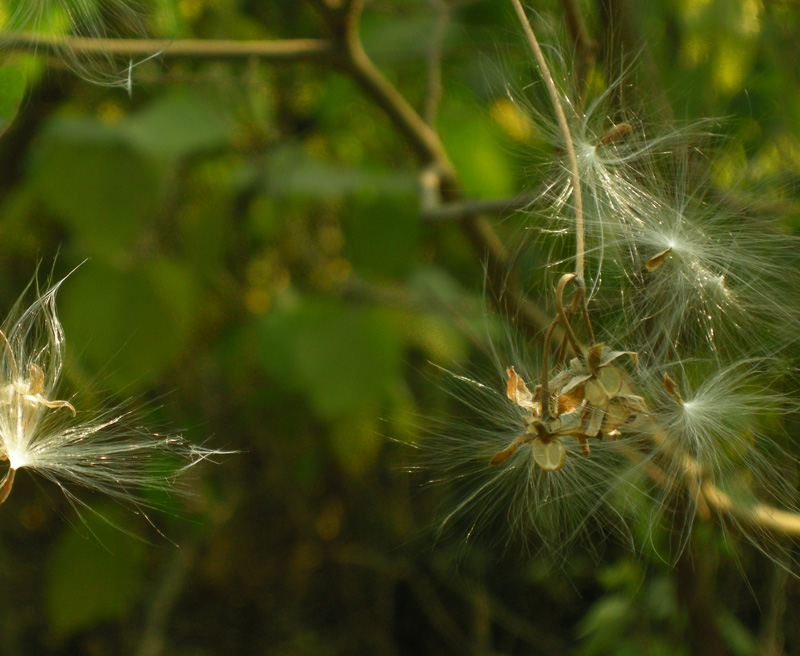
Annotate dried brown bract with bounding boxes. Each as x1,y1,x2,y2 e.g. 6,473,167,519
491,276,648,471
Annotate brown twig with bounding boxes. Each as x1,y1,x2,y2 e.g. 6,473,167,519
424,0,450,125
559,0,596,102
2,33,333,62
510,0,585,284
6,10,551,337
309,0,550,336
648,426,800,539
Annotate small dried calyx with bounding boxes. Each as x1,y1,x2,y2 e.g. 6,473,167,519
491,344,647,471
0,363,75,416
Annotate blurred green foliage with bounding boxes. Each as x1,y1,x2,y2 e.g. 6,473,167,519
0,0,797,654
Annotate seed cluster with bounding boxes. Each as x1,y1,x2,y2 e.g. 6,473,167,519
492,343,648,471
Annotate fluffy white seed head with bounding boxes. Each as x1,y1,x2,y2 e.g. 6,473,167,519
506,47,715,298
0,277,225,512
423,30,800,567
612,160,800,359
630,357,800,556
419,358,644,557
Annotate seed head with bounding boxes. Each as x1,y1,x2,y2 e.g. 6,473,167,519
0,276,225,513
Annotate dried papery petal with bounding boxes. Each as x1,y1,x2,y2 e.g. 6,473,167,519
490,434,528,466
584,378,609,406
506,366,538,412
585,406,605,437
596,366,623,397
557,389,583,414
532,438,567,471
646,247,673,272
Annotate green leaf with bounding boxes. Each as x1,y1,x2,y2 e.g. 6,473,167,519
60,260,198,392
577,594,632,647
346,190,420,279
30,120,160,259
328,407,382,477
0,66,25,134
265,143,416,197
439,97,514,198
717,610,757,656
260,300,402,419
45,505,145,638
123,88,233,159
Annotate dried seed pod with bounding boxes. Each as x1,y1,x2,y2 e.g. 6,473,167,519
584,378,609,406
584,406,605,437
602,402,632,434
664,373,683,403
532,438,566,471
596,366,623,397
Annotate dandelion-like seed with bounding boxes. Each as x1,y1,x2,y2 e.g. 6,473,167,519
0,276,224,512
617,166,800,358
508,45,713,297
424,4,800,567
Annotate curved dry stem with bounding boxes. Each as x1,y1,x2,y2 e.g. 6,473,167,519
509,0,585,284
555,290,580,366
310,0,551,335
554,273,585,356
423,0,450,125
540,318,561,422
648,426,800,539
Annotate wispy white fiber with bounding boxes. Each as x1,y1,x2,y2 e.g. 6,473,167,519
0,276,226,511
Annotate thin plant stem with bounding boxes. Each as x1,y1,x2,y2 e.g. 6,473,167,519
554,273,585,355
509,0,585,284
424,0,450,125
648,425,800,539
1,33,333,62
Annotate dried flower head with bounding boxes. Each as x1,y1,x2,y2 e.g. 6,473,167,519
420,360,642,554
0,276,224,513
